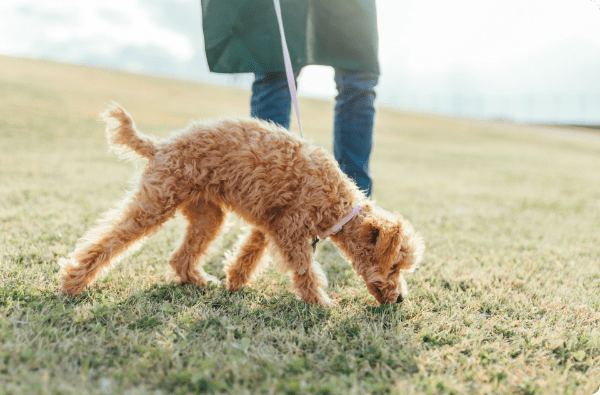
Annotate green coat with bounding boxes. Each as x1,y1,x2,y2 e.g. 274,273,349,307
200,0,379,74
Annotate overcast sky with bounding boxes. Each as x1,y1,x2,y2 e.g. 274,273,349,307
1,0,600,122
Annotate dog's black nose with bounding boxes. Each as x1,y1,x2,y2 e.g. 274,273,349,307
396,295,404,303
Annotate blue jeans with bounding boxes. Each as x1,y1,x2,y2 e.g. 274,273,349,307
251,69,378,197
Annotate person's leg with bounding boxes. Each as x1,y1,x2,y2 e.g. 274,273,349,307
251,73,292,129
333,69,379,197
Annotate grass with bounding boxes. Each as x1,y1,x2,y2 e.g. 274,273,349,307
1,54,599,395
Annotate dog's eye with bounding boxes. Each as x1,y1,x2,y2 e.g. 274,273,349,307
369,228,379,244
390,264,398,272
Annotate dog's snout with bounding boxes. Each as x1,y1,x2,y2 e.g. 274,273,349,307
396,294,404,303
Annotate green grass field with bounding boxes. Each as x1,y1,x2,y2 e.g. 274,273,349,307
1,55,599,395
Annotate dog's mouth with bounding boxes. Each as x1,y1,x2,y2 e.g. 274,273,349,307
366,281,385,304
366,281,401,305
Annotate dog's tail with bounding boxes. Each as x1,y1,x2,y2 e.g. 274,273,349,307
102,103,157,160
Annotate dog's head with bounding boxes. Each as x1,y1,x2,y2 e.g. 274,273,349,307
358,210,424,305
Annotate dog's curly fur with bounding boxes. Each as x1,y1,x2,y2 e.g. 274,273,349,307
59,104,424,306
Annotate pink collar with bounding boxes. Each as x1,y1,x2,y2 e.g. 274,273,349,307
311,205,362,251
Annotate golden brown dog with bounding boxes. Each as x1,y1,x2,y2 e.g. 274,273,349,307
59,104,424,306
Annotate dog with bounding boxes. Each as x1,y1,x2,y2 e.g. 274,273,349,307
59,104,424,306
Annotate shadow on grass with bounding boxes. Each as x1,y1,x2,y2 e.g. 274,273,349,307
2,282,420,394
3,282,415,348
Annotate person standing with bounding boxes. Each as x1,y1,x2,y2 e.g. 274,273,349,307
200,0,379,197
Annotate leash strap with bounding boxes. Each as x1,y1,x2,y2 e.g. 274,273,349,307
272,0,304,138
323,205,362,238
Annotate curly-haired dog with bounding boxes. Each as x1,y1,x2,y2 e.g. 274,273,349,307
59,104,424,306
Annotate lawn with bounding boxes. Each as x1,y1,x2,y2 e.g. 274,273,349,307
1,55,599,394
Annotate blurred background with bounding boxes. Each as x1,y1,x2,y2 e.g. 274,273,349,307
1,0,599,125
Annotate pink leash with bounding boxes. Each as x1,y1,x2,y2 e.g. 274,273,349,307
272,2,361,254
272,0,304,138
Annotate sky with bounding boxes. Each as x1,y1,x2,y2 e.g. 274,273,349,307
1,0,600,123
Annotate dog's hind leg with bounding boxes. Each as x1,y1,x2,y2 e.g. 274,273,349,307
167,200,226,287
271,235,334,307
225,228,269,291
59,190,179,295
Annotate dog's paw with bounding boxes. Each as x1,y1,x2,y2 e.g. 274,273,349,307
185,273,220,288
316,296,336,308
225,273,250,292
58,258,87,295
225,280,239,292
59,278,86,296
202,273,221,288
303,292,336,308
169,269,221,288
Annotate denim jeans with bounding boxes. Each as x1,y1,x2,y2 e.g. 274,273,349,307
251,69,378,197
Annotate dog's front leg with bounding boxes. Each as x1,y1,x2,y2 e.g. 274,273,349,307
291,261,334,307
272,235,334,307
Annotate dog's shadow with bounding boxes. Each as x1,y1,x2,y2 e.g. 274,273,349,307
49,275,402,335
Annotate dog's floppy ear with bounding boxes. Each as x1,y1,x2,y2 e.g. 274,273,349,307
362,215,402,273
